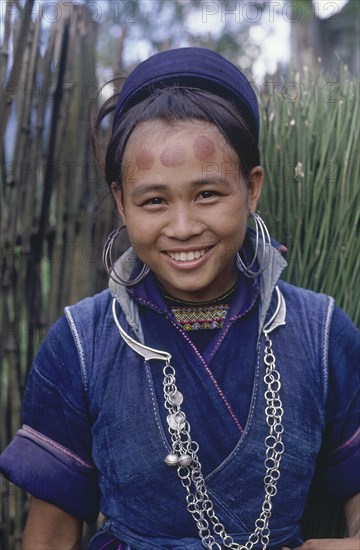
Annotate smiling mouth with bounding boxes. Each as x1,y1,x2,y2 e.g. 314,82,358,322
166,247,213,262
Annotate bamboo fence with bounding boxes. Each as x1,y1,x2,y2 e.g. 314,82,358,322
0,1,113,547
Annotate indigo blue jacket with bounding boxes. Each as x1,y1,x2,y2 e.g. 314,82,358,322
0,240,359,550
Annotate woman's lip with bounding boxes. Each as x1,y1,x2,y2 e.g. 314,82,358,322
161,246,215,269
163,245,214,254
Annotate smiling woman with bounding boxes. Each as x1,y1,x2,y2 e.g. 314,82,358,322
0,47,359,550
113,119,262,302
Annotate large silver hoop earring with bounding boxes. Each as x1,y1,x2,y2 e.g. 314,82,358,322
236,212,271,278
102,227,150,287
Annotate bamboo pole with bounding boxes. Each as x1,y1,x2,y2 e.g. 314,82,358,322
0,0,14,93
46,17,71,323
0,0,36,163
66,11,99,308
25,26,57,376
29,19,70,346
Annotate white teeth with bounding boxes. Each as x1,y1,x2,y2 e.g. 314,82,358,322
168,249,206,262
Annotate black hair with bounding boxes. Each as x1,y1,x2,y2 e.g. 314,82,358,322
92,86,260,189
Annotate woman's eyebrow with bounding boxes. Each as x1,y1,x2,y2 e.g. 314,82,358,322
129,183,168,198
129,178,230,198
190,177,230,187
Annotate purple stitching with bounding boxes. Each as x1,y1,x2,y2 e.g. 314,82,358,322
244,338,262,435
209,280,259,361
129,293,165,316
22,425,94,469
328,426,360,456
170,319,243,433
98,538,118,550
206,337,262,480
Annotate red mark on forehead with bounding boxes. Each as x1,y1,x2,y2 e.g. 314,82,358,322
135,147,155,171
193,135,216,161
160,144,186,167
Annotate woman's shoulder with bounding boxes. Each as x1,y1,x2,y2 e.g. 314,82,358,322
277,280,334,310
277,280,359,335
33,290,114,367
64,289,118,366
278,279,330,299
276,280,336,334
64,288,113,321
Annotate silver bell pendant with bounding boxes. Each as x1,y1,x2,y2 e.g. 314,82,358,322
178,454,192,467
164,453,192,467
164,453,179,467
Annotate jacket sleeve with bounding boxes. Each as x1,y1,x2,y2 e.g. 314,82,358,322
321,305,360,500
0,317,100,523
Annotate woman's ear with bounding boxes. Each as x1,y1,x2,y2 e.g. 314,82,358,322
247,166,264,212
111,183,126,224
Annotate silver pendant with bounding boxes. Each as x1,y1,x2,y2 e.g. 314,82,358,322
167,412,185,430
168,390,183,406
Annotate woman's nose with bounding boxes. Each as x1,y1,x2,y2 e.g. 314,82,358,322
164,206,203,240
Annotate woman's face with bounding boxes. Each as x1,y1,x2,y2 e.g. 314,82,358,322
114,120,263,302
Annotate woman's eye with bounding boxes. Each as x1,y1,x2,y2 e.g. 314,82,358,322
198,190,217,199
145,197,165,205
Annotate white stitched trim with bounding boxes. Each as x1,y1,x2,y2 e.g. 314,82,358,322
322,296,335,403
144,362,170,451
64,306,88,392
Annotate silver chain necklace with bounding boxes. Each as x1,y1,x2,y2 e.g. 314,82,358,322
112,286,286,550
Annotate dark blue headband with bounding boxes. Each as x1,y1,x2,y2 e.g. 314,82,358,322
112,47,259,142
